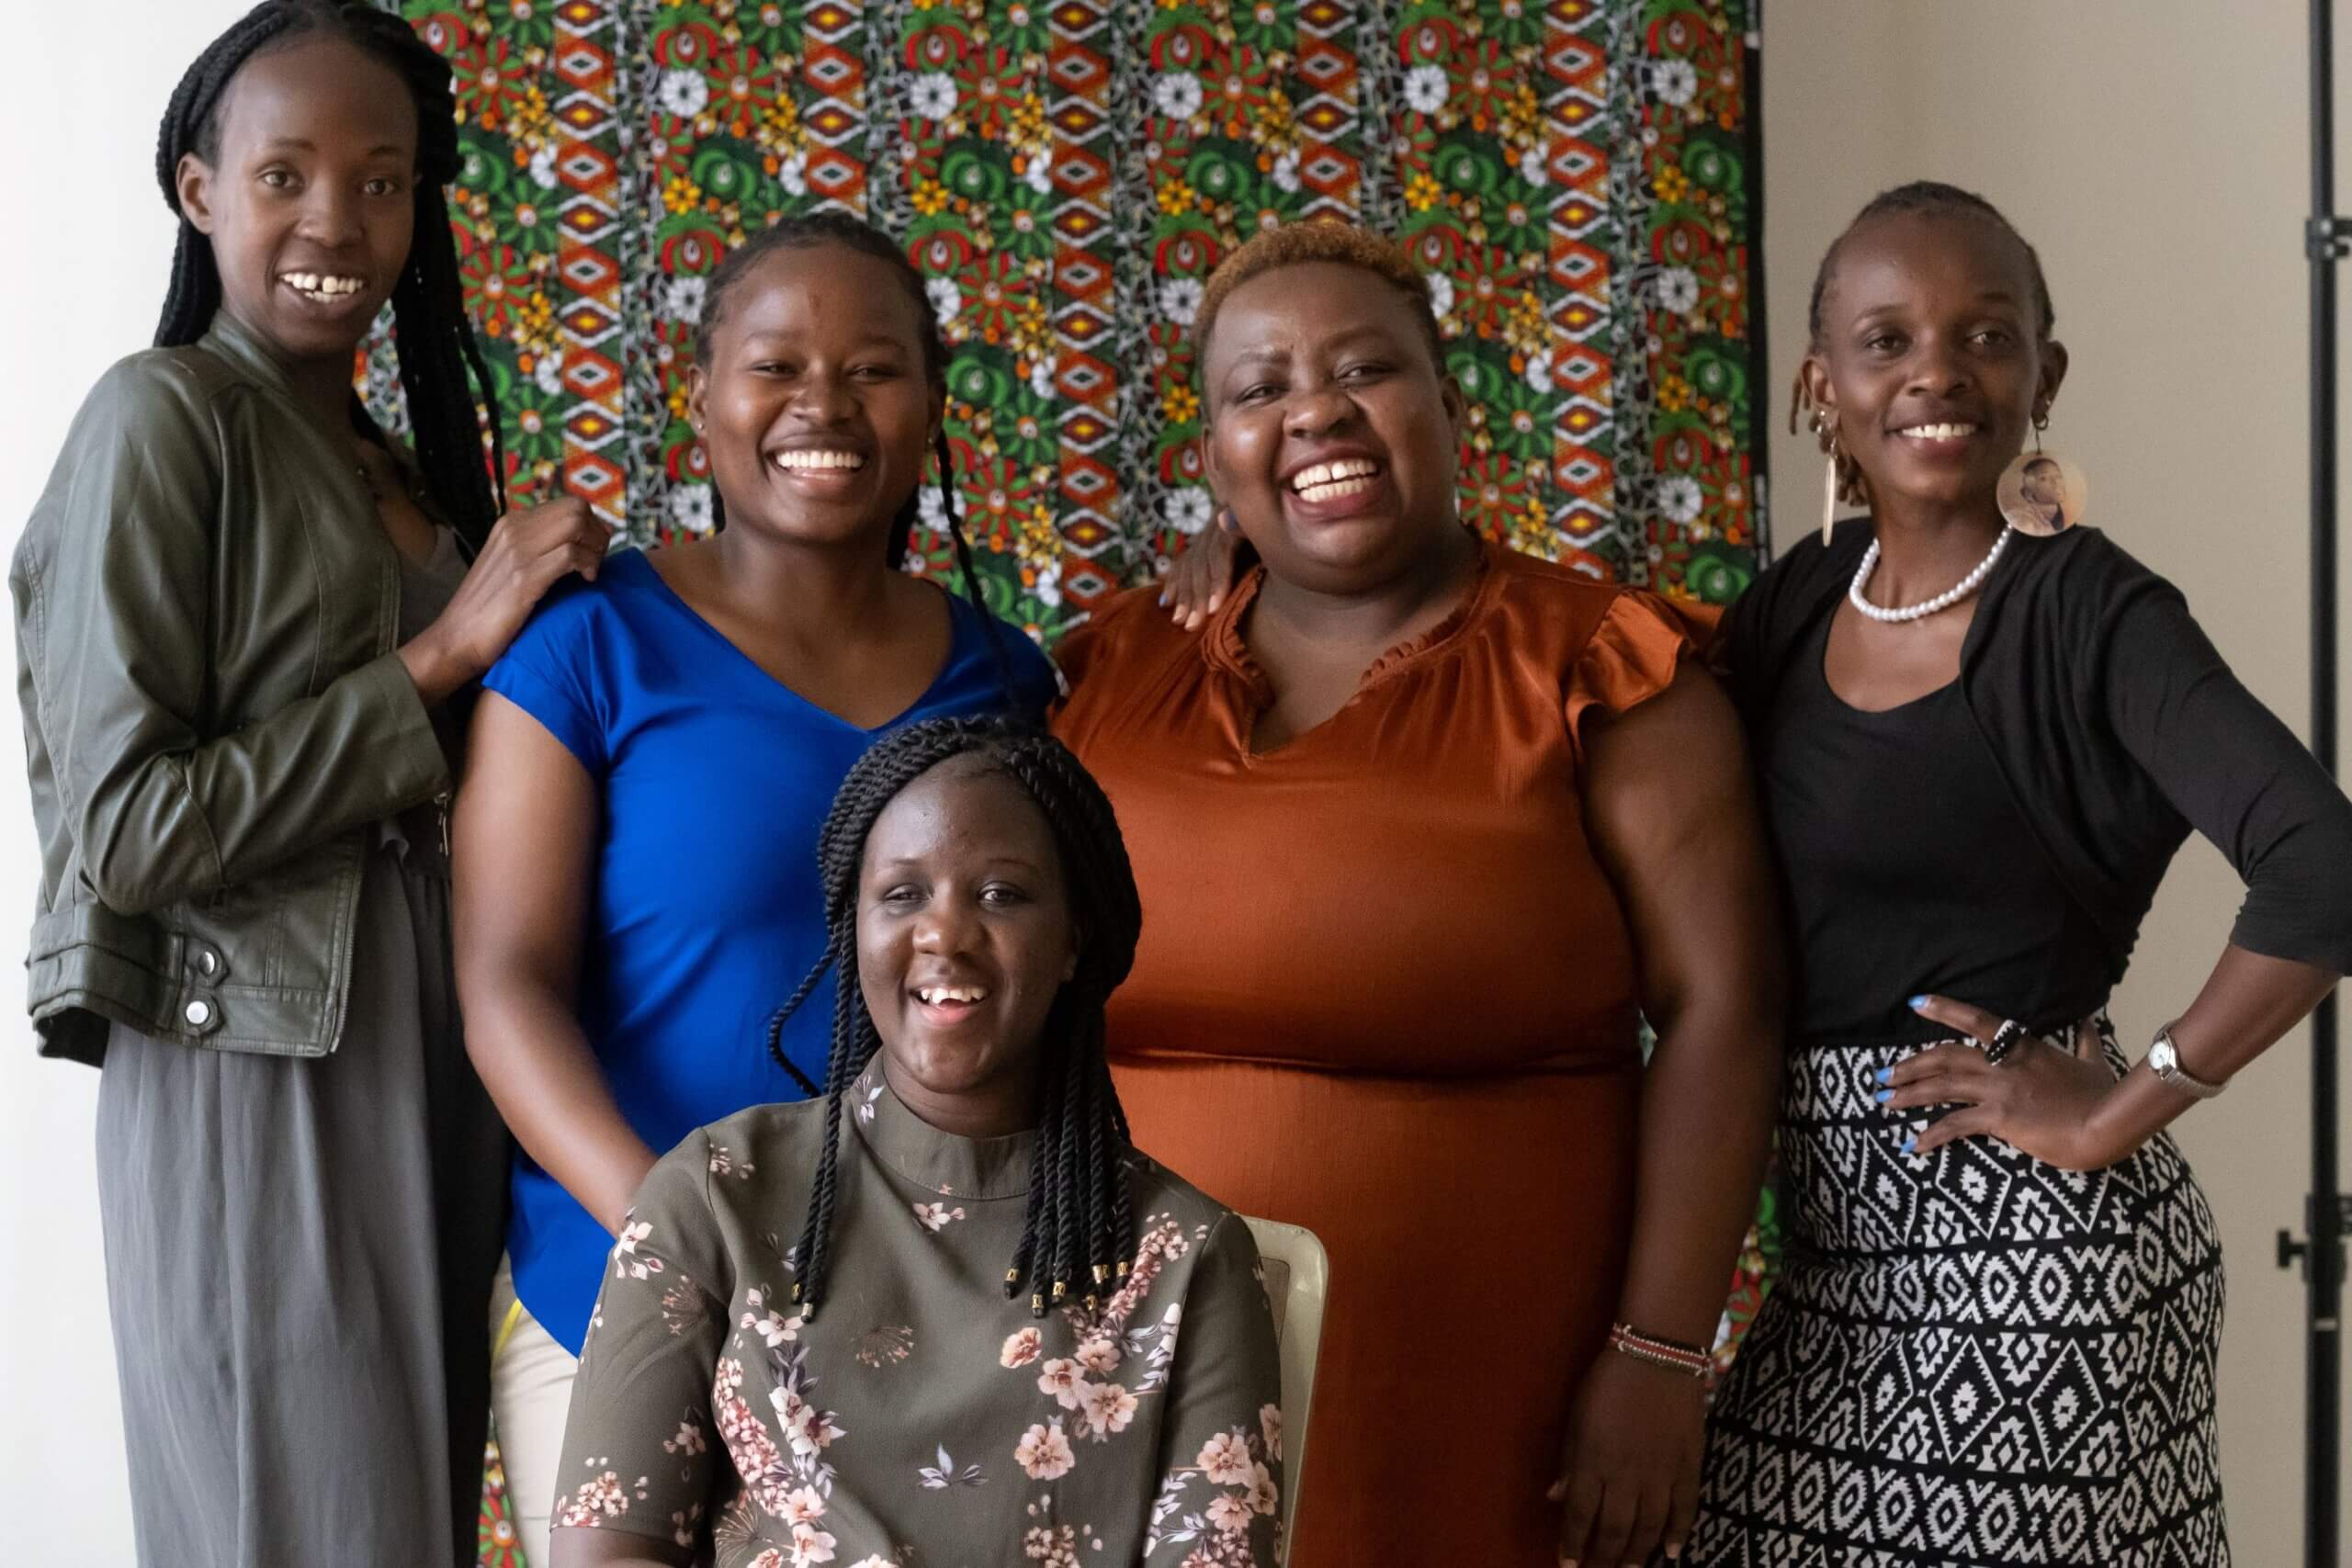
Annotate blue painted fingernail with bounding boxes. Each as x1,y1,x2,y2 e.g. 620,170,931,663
1902,1136,1917,1154
1875,1066,1893,1084
1874,1089,1892,1103
1908,995,1928,1009
1158,590,1170,605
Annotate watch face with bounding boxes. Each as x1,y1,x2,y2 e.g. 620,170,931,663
2150,1038,2178,1075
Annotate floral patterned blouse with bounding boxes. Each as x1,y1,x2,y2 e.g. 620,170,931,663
553,1065,1284,1568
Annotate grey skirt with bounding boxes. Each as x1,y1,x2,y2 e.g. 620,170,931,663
95,827,506,1568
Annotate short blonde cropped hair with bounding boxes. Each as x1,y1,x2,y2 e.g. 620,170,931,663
1193,220,1446,381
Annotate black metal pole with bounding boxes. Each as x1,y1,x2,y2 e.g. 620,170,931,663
2301,5,2345,1565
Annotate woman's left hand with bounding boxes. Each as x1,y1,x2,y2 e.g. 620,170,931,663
1550,1351,1706,1566
1885,997,2129,1169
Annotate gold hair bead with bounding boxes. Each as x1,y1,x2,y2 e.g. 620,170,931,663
1091,1264,1109,1285
1082,1294,1099,1313
1005,1268,1022,1285
1115,1260,1131,1278
1031,1293,1046,1314
789,1283,801,1303
1050,1280,1068,1302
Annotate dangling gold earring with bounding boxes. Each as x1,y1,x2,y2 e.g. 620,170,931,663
1996,407,2090,538
1811,408,1843,547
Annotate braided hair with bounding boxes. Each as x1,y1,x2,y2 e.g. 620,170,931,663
692,212,1013,694
154,0,504,545
765,716,1142,1323
1792,181,2058,512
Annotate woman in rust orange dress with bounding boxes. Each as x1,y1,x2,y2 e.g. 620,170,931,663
1052,222,1784,1568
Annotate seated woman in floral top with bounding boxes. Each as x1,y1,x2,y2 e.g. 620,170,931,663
549,716,1283,1568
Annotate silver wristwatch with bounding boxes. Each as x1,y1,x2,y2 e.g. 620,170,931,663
2146,1023,2226,1100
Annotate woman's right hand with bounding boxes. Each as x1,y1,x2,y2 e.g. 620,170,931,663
401,495,610,704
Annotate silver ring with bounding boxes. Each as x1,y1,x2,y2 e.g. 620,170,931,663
1984,1019,2028,1066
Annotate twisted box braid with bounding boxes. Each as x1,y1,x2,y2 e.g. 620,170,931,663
762,716,1143,1321
153,0,505,547
692,212,1016,699
1792,181,2059,513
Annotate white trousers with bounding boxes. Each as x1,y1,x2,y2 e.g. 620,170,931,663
489,1256,581,1568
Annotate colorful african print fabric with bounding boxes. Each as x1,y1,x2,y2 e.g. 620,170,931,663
374,0,1766,637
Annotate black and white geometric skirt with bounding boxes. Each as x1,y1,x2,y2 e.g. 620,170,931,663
1689,1021,2229,1566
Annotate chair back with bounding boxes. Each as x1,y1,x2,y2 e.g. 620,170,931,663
1241,1214,1329,1562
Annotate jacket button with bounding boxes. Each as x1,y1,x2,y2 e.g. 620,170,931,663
184,999,212,1028
197,951,219,977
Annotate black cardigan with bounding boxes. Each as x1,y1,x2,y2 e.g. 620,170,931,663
1721,520,2352,991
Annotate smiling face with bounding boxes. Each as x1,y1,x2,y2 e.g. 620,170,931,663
1805,210,2067,517
687,241,942,551
175,36,420,367
856,758,1079,1134
2019,456,2062,509
1200,261,1467,596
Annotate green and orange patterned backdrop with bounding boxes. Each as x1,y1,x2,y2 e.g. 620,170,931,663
369,3,1770,1559
377,0,1765,642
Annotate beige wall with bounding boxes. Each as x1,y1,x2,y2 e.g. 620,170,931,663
1762,2,2352,1558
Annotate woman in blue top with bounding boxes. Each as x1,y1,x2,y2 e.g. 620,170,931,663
450,213,1056,1568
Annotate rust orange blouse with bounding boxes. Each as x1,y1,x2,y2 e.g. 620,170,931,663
1053,538,1697,1566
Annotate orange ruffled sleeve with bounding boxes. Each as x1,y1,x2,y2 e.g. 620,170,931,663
1046,580,1154,716
1564,587,1707,760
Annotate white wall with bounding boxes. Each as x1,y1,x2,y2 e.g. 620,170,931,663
1763,4,2352,1563
5,3,2346,1564
0,6,249,1563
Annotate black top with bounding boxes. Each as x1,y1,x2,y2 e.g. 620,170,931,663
1724,521,2352,1043
1761,615,2115,1040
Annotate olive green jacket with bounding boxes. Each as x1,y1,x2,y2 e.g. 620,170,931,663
13,316,453,1066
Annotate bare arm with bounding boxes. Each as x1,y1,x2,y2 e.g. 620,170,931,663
1588,668,1785,1350
453,690,657,1234
2098,945,2337,1137
1556,666,1787,1568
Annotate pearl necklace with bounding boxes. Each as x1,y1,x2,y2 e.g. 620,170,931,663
1849,526,2013,624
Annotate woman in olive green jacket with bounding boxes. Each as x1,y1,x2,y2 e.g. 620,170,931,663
11,7,605,1565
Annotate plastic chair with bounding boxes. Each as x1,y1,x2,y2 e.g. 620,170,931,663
1241,1215,1328,1562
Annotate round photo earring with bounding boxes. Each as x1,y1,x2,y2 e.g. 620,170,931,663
1997,411,2089,537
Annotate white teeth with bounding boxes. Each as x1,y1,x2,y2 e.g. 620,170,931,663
1290,457,1380,493
1295,476,1377,503
771,449,867,472
919,985,989,1005
282,272,365,298
1899,423,1977,440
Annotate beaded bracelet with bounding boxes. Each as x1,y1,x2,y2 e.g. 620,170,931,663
1608,1321,1713,1380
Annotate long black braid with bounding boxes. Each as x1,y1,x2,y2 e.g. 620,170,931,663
766,716,1143,1322
692,212,1015,697
1793,180,2060,513
153,0,505,547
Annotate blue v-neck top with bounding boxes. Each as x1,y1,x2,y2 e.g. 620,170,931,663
483,549,1057,1351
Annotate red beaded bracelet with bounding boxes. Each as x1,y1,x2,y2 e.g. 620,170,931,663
1608,1321,1713,1379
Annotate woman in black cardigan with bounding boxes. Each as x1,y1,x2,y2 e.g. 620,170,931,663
1686,184,2352,1565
